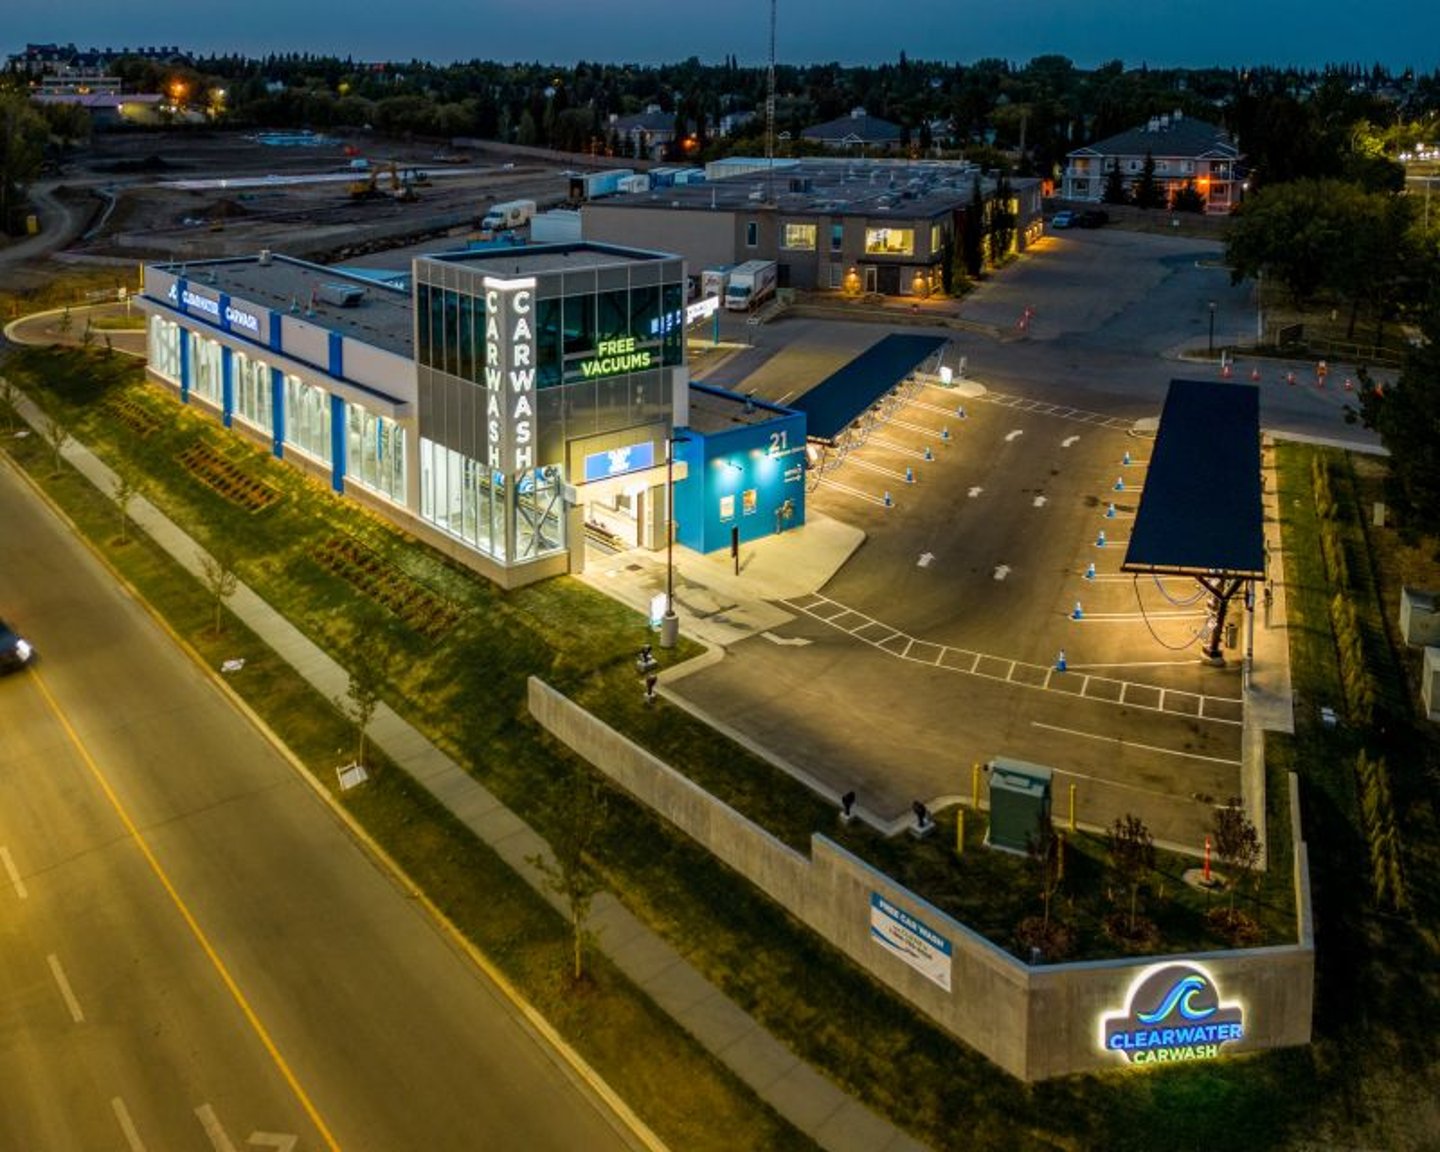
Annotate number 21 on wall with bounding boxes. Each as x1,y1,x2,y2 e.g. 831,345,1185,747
769,430,788,454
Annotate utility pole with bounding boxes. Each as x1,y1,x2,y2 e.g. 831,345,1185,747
765,0,776,205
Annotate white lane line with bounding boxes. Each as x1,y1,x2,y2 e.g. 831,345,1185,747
47,954,85,1022
113,1097,148,1152
1032,721,1242,766
1,846,28,898
196,1104,239,1152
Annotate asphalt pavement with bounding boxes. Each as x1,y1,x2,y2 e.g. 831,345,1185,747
2,387,927,1152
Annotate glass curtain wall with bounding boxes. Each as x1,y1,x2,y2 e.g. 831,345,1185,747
418,438,506,560
346,406,405,503
232,350,272,432
283,373,331,463
148,315,181,383
188,332,223,406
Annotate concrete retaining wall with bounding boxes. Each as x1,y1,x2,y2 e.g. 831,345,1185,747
529,677,1314,1080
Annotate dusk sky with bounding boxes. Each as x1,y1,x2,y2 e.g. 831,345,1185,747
6,0,1437,74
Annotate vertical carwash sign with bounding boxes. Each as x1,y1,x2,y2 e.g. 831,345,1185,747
484,276,537,476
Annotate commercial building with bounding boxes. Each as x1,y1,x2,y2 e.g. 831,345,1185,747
581,157,1042,298
135,242,698,588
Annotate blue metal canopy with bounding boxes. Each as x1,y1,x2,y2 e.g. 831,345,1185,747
790,333,948,444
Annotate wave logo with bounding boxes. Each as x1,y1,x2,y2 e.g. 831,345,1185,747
1101,964,1244,1066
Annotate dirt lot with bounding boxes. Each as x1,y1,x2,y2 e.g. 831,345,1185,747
45,129,583,266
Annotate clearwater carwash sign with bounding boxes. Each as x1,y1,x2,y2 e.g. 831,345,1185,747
1100,963,1245,1065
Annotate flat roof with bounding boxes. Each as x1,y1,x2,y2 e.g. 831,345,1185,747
150,254,415,355
790,334,948,444
686,382,795,435
595,158,1038,221
422,241,677,278
1121,380,1265,579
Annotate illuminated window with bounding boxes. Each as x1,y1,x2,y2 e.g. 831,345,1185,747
781,223,816,250
864,227,914,256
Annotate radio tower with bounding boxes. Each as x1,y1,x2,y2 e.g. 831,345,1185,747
765,0,776,203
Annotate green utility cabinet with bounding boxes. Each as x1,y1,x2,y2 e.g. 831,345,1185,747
987,758,1054,853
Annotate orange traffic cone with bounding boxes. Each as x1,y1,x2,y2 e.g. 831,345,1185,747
1344,377,1353,391
1250,367,1261,382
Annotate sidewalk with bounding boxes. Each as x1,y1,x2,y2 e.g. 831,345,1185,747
7,389,928,1152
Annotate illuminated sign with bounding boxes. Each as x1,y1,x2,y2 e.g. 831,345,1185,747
685,297,720,324
583,441,655,482
580,336,652,380
870,892,952,991
1100,964,1245,1066
224,302,259,333
483,277,537,474
167,281,220,320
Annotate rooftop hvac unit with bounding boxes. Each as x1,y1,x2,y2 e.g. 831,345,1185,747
317,282,366,308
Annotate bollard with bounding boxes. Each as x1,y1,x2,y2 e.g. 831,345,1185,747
1055,648,1067,672
1072,599,1084,620
971,761,981,808
905,466,915,484
1122,450,1131,466
883,490,893,507
924,444,934,461
1069,783,1077,831
1114,476,1125,491
1096,529,1107,547
940,426,951,441
956,808,965,857
1106,502,1116,518
1085,561,1096,580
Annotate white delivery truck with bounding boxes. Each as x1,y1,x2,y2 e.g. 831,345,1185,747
701,264,734,299
724,259,778,311
480,199,537,231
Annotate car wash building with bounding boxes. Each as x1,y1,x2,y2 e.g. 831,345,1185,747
136,242,690,589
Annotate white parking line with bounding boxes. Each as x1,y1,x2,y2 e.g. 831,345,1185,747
1032,721,1242,766
113,1098,148,1152
48,954,85,1023
195,1104,238,1152
814,475,893,506
1,846,27,898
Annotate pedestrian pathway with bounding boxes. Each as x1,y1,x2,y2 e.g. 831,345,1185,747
7,389,928,1152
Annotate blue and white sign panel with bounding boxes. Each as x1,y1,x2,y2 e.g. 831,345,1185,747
583,440,656,482
870,892,952,991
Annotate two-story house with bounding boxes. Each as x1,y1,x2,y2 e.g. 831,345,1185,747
1061,112,1243,215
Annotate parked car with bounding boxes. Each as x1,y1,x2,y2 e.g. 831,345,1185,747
1050,210,1075,229
0,618,35,673
1076,209,1110,228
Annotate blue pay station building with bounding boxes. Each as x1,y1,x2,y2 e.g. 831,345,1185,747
673,384,806,553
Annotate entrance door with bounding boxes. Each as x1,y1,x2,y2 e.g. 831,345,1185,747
863,265,878,294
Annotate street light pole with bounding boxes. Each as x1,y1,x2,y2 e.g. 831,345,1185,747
660,432,685,648
1208,300,1216,357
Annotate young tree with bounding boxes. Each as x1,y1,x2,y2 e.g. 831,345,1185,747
43,415,69,475
529,770,609,984
1026,809,1064,935
1101,164,1129,206
1211,798,1261,918
336,631,389,767
1171,180,1206,214
0,374,17,432
112,465,138,544
197,546,240,636
1107,814,1156,934
1132,150,1164,209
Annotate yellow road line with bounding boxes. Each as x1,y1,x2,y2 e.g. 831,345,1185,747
31,668,342,1152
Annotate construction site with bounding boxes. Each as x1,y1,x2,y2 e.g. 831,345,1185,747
37,129,590,269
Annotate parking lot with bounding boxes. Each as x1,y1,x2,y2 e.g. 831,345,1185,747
669,233,1304,849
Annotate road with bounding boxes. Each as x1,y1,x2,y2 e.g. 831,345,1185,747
0,461,640,1152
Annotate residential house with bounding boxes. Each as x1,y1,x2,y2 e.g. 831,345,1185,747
1061,111,1243,215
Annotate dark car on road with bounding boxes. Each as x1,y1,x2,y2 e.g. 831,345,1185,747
1076,209,1110,228
0,618,35,672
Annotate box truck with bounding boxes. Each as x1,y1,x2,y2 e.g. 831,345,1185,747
724,260,778,311
701,264,734,299
480,199,537,231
